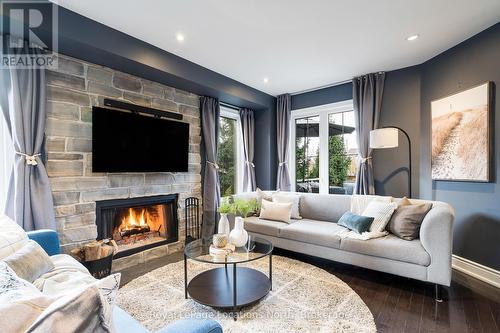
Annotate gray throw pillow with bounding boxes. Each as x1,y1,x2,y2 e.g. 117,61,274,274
387,203,432,240
4,240,55,282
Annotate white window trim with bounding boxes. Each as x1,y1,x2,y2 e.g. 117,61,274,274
289,100,354,194
220,106,245,194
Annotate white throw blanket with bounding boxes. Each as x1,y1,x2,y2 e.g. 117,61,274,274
339,229,389,241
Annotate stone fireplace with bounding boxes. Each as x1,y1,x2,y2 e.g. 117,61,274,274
96,195,179,258
44,53,202,266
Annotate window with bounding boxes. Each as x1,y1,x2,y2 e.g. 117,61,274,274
294,116,320,192
328,111,357,194
217,106,244,196
290,100,357,195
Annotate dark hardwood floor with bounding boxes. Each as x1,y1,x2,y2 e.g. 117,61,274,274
118,248,500,333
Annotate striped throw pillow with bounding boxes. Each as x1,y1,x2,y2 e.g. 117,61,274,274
362,201,398,233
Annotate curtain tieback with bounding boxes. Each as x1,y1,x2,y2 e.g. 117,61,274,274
359,156,372,164
206,161,219,170
279,161,287,166
16,151,41,166
245,161,255,168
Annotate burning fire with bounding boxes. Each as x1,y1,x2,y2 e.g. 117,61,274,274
121,208,149,231
114,205,164,242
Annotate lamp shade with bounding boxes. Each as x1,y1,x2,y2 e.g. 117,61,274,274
370,128,399,149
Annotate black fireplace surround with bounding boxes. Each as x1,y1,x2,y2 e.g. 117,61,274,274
95,194,179,259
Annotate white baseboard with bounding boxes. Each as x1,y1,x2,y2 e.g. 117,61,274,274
452,255,500,288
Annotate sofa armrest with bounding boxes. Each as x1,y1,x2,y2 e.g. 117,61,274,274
419,202,454,286
113,306,149,333
27,229,61,256
157,319,223,333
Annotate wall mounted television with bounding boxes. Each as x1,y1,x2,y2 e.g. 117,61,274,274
92,107,190,172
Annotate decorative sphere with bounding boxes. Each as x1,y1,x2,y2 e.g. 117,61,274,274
213,234,228,248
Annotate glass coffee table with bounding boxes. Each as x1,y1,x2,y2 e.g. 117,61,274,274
184,236,273,318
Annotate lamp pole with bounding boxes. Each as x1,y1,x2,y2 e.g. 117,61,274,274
381,126,412,198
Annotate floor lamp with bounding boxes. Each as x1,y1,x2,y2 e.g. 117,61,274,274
369,127,412,198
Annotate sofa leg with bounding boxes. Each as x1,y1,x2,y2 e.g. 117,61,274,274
435,284,443,302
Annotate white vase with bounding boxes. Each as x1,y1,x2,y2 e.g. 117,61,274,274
229,217,248,247
217,213,230,237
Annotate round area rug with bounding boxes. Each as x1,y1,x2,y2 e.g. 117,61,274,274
117,255,376,333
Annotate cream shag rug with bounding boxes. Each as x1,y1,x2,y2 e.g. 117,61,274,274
117,255,376,333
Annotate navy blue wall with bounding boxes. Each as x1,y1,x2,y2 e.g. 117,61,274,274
5,3,499,269
1,5,278,189
419,23,500,270
291,22,500,271
374,66,421,198
291,82,352,110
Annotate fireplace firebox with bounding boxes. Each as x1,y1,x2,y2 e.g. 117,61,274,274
95,195,179,259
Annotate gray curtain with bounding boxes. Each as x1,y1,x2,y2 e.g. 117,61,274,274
353,72,385,195
200,96,220,238
0,41,56,231
276,94,292,191
240,108,256,192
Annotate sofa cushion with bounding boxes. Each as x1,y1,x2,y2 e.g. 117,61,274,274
337,212,374,234
0,262,58,333
279,219,349,249
362,200,398,233
387,202,433,240
33,254,95,296
340,234,431,266
272,192,302,219
4,240,55,283
298,193,351,222
112,306,149,333
244,216,288,237
259,200,293,223
0,214,29,260
26,285,112,333
350,195,393,215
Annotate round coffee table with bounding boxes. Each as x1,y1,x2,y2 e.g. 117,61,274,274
184,236,273,318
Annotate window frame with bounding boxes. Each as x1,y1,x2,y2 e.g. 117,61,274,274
219,106,245,194
289,100,354,194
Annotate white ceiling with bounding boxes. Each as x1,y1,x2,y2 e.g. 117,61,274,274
56,0,500,96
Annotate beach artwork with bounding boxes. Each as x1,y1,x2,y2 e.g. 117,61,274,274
431,82,491,181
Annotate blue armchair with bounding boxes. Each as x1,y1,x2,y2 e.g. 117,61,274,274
27,229,223,333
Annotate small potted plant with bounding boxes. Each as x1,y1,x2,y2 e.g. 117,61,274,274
217,197,233,237
234,198,257,218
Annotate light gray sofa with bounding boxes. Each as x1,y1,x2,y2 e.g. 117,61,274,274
232,192,454,301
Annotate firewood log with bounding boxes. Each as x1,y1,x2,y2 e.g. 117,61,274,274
70,248,84,262
109,240,119,254
84,242,101,261
100,245,113,258
119,225,150,238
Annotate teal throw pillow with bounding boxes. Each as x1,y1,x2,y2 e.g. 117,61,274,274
337,212,374,234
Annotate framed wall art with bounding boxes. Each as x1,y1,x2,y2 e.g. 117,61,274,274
431,82,492,182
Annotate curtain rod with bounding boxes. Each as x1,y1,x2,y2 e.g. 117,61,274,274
220,101,240,111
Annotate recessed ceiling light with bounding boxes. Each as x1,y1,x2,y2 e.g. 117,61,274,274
176,33,185,42
406,34,419,41
263,77,269,83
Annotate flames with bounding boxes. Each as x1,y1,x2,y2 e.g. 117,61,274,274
121,208,149,231
113,204,166,245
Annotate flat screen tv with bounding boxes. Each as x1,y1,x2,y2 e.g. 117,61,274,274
92,107,189,172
